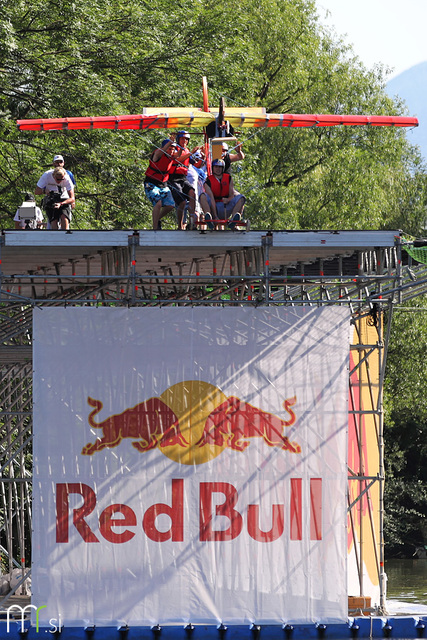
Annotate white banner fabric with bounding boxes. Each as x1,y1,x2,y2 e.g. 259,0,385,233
32,307,351,627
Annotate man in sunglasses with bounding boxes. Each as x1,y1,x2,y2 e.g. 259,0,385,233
35,166,75,230
53,154,76,188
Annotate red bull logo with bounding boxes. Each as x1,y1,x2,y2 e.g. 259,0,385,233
57,385,312,546
82,396,187,454
82,381,301,464
56,478,322,544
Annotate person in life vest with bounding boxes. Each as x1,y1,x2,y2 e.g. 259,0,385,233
203,159,246,230
144,139,178,229
168,130,200,230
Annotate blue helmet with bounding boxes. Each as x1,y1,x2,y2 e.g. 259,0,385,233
212,159,225,168
177,130,190,139
190,151,203,164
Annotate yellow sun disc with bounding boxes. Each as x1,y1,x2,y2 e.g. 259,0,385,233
159,381,228,465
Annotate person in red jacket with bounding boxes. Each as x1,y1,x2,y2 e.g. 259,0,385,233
144,139,178,229
203,159,245,230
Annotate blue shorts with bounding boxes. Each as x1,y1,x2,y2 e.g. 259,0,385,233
144,181,175,208
206,193,245,219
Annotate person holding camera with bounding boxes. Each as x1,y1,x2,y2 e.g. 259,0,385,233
14,193,44,229
35,167,75,230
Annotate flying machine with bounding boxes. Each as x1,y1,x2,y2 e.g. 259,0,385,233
16,76,418,134
16,77,419,231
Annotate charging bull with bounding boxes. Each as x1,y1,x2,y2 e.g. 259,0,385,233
82,396,188,455
196,396,300,453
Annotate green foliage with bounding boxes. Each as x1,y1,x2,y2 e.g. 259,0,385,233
384,299,427,555
384,479,427,555
0,0,425,231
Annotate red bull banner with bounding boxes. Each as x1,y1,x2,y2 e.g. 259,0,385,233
32,307,351,626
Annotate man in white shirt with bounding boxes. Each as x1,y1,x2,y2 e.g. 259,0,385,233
14,193,44,229
35,167,75,230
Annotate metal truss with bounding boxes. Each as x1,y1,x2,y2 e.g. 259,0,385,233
0,229,425,611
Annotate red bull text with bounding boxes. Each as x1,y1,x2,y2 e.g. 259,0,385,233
56,478,322,544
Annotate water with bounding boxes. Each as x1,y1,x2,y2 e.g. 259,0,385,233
385,558,427,615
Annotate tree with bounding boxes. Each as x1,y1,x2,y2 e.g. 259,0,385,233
384,297,427,556
0,0,425,233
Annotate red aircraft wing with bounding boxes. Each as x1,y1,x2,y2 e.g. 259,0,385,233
17,110,418,131
225,112,419,128
16,110,215,132
16,76,418,131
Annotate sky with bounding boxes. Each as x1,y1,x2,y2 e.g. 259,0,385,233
315,0,427,79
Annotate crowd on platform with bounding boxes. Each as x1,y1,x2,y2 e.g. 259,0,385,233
14,133,246,231
144,131,246,230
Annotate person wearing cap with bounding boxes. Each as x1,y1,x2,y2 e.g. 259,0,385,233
168,131,200,230
35,167,75,230
203,159,246,230
144,139,177,229
53,155,76,186
35,155,76,228
14,193,44,229
222,141,245,174
221,140,246,205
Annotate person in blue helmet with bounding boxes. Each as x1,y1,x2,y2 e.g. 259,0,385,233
168,130,200,229
185,150,211,229
203,158,245,230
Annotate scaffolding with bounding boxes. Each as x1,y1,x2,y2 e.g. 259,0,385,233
1,228,425,613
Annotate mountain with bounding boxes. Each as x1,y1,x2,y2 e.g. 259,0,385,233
387,61,427,160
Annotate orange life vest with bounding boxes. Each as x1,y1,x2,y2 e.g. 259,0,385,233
206,173,231,201
145,151,174,184
170,154,190,178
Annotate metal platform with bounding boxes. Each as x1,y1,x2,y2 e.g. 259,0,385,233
0,228,422,307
